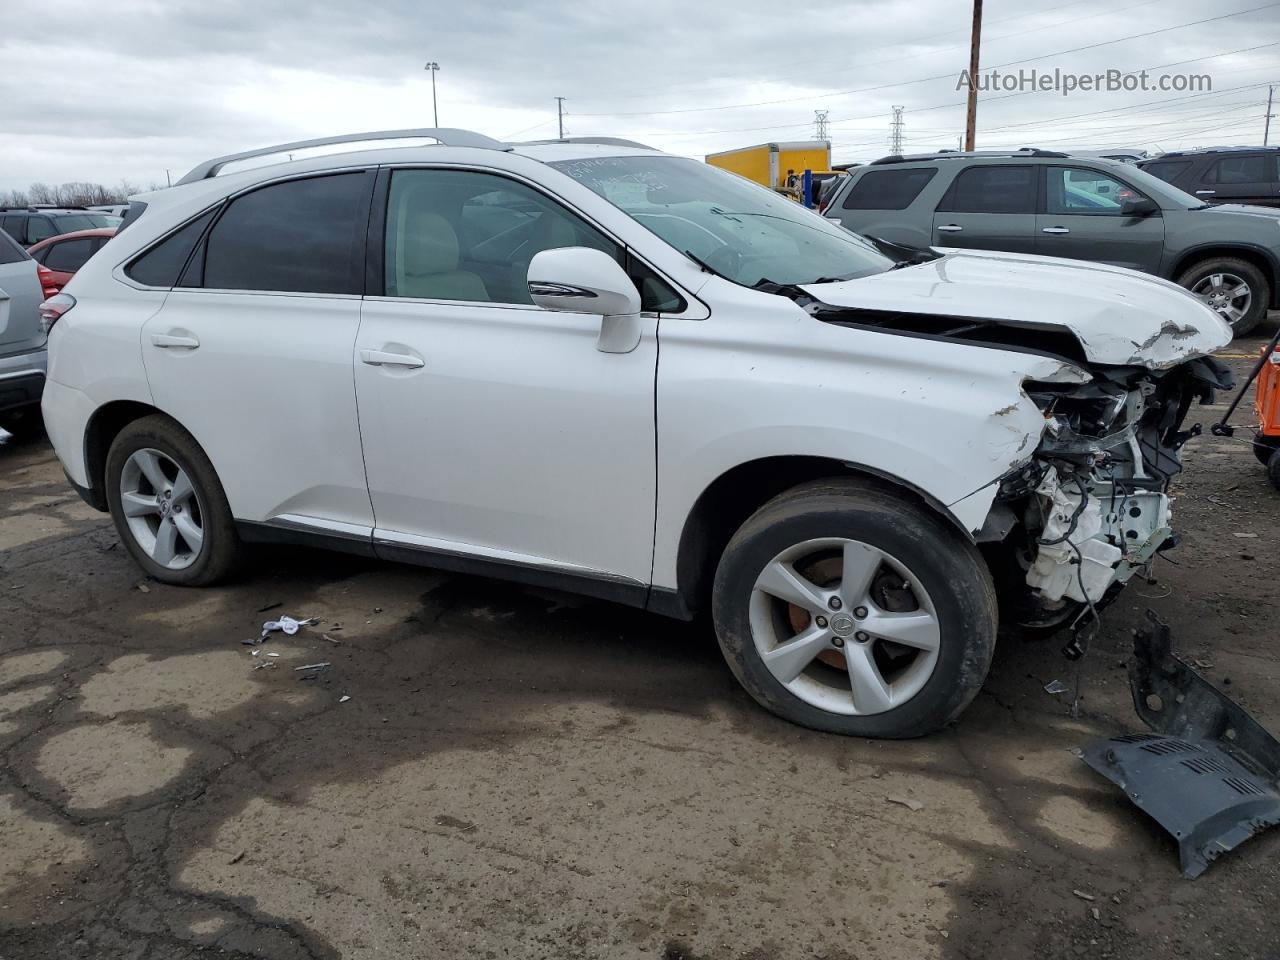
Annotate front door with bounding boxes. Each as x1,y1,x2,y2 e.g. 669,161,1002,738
1035,166,1166,273
141,170,376,534
354,167,658,589
931,164,1038,253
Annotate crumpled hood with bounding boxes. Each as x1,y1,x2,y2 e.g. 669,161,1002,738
800,247,1231,369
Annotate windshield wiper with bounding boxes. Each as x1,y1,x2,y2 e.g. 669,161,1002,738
683,249,723,276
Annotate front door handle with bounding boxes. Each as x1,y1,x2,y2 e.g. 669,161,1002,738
936,224,964,233
1195,189,1216,196
1041,226,1070,235
151,333,200,349
360,348,425,369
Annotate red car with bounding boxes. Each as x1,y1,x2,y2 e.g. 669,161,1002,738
27,227,116,297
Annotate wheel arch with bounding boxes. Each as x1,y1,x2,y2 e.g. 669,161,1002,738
649,455,973,621
81,400,171,510
1169,244,1280,308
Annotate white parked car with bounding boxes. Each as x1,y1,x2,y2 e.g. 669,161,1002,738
41,129,1232,737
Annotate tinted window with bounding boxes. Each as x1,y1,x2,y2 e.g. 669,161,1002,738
127,208,217,287
1046,167,1147,215
0,215,24,243
0,230,27,265
1140,160,1192,183
1205,155,1269,184
384,168,622,306
203,173,368,294
43,237,97,272
51,214,112,232
842,168,937,210
941,166,1036,214
26,216,56,242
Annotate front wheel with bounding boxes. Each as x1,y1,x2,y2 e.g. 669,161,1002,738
1177,257,1269,337
712,479,998,738
105,415,241,585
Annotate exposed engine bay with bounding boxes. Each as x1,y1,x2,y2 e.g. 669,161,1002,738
991,355,1233,640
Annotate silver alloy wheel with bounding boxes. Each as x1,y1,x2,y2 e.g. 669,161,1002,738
1191,272,1252,326
119,448,204,571
748,537,941,716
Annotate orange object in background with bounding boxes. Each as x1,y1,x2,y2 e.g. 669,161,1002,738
1257,341,1280,441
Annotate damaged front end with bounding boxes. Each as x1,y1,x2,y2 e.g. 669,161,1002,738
987,355,1233,646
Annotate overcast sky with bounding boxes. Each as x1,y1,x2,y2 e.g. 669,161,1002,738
1,0,1277,192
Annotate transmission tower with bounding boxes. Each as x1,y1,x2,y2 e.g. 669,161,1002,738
814,109,830,141
889,106,905,154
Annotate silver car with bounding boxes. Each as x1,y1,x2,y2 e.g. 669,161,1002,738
0,231,47,437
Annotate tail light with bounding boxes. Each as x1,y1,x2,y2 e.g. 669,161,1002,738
39,293,76,334
36,264,61,298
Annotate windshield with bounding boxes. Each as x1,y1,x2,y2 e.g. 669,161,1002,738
550,155,893,287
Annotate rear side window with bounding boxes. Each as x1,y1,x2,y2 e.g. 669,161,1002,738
127,208,217,287
1205,155,1269,184
1140,160,1191,184
201,173,369,295
842,168,937,210
43,238,98,272
26,216,56,243
940,166,1036,214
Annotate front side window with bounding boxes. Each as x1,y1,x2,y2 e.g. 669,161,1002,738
1046,167,1147,215
384,168,623,306
43,237,97,272
201,173,368,294
940,166,1036,215
550,155,892,288
26,216,56,243
1205,155,1269,184
842,168,937,210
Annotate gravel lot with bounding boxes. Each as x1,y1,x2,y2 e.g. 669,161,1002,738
2,323,1278,960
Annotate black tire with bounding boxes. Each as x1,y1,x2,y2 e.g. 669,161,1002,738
1269,449,1280,492
711,478,998,738
1254,433,1280,466
1176,257,1270,337
105,415,241,586
0,404,45,439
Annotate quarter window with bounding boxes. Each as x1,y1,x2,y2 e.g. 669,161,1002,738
842,168,937,210
940,166,1036,215
127,208,217,288
1204,155,1269,184
201,173,369,295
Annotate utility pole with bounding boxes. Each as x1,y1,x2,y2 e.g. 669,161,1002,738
556,97,567,139
424,61,440,127
890,106,905,154
964,0,983,151
165,169,171,187
814,109,830,141
1265,85,1275,146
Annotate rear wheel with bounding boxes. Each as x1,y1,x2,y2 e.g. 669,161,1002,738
1177,257,1269,336
712,479,998,738
0,405,45,439
105,416,241,585
1254,433,1280,466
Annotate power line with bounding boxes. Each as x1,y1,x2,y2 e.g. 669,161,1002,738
575,2,1279,118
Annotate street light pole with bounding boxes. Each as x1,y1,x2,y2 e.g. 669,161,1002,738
424,61,440,127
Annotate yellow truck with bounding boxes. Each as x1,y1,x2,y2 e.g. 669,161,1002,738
706,141,832,195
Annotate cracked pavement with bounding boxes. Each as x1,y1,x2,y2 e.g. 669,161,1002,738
2,329,1279,960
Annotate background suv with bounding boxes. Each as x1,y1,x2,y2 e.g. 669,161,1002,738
1139,146,1280,208
41,129,1228,738
0,206,119,246
824,149,1280,335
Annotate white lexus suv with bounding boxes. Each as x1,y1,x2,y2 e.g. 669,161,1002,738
41,129,1232,738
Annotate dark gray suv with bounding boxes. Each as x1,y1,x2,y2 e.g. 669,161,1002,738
824,149,1280,335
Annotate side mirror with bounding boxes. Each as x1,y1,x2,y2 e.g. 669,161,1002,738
1120,197,1158,217
528,247,643,354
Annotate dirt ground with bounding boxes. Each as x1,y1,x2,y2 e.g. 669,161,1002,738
2,322,1279,960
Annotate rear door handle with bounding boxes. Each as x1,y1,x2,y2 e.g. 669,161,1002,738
1041,226,1070,235
150,333,200,349
360,348,425,369
1195,189,1216,196
936,224,963,233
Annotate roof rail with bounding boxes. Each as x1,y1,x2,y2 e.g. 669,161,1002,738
175,128,508,185
517,136,656,150
869,148,1069,165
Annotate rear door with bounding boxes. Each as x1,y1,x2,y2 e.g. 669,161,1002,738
1035,165,1165,273
0,232,44,360
829,167,938,247
139,170,376,533
931,164,1038,252
1194,154,1278,207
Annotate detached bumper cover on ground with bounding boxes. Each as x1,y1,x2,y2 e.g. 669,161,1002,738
1081,611,1280,877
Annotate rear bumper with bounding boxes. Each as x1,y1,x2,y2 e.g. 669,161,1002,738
40,377,94,489
0,348,47,413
